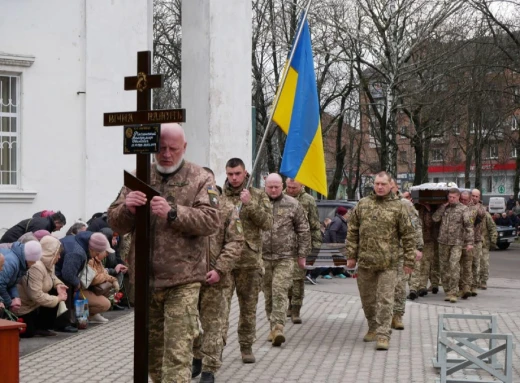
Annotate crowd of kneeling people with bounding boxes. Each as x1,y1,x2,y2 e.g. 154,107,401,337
0,210,129,337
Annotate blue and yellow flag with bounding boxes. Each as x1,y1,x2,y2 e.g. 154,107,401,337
273,19,327,197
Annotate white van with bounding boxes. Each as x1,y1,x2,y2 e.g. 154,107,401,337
488,197,506,214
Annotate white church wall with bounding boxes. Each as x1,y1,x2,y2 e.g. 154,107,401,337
182,0,252,187
0,0,152,232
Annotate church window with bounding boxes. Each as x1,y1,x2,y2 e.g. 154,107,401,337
0,75,19,186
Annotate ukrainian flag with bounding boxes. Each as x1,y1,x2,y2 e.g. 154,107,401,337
273,19,327,197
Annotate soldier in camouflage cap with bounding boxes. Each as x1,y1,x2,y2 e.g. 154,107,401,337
390,184,423,331
192,168,244,383
108,124,220,383
220,158,273,363
284,178,321,324
432,188,474,303
346,172,416,351
479,210,498,290
262,173,311,347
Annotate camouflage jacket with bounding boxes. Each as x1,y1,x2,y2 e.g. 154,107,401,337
346,192,416,270
222,178,272,269
432,202,474,246
481,212,498,247
262,194,311,260
107,161,220,289
399,197,424,250
466,201,486,243
285,189,322,249
416,204,439,244
209,193,244,278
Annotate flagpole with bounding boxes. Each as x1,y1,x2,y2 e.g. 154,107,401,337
246,0,314,189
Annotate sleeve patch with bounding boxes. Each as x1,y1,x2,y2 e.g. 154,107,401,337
208,188,219,208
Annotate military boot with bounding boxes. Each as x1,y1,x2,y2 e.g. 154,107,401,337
200,371,215,383
376,337,389,351
287,297,292,317
291,305,302,324
462,290,471,300
191,358,202,378
391,314,404,330
363,331,377,342
418,288,428,297
432,286,439,294
450,295,457,303
240,345,255,363
471,288,478,297
408,290,418,300
480,282,487,290
272,324,286,347
267,329,274,342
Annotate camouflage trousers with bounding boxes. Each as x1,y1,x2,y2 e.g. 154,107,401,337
357,267,397,340
222,268,263,347
193,282,228,374
149,282,201,383
471,242,483,290
410,242,435,291
288,259,305,306
430,242,441,287
480,242,490,284
459,248,473,293
394,258,421,316
438,244,462,296
263,258,294,328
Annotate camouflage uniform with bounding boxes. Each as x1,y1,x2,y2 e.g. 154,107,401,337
262,194,311,330
220,177,272,350
108,161,220,383
410,204,438,292
285,189,321,307
432,202,474,298
480,212,498,287
346,192,416,341
470,202,486,291
193,195,244,374
394,197,422,316
459,201,485,294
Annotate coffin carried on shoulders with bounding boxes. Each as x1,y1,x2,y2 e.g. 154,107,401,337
409,182,459,205
305,243,347,270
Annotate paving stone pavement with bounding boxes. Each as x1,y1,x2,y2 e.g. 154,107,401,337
20,286,520,383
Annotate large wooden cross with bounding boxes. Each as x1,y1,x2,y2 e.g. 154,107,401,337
103,51,185,382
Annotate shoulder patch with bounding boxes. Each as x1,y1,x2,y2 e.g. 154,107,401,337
208,188,219,208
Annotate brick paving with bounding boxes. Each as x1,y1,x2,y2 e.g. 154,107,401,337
20,284,520,383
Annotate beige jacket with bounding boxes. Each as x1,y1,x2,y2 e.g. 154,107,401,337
17,236,64,316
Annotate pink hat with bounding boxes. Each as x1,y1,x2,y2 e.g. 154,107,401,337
33,230,51,241
24,241,43,262
89,232,115,254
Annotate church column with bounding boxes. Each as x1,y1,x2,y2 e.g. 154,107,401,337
181,1,252,186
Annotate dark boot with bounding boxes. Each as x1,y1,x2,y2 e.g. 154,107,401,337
291,305,302,324
418,288,428,297
200,371,215,383
287,296,292,317
432,286,439,294
192,358,202,378
407,290,418,300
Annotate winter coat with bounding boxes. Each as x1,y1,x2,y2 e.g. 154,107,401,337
88,257,116,286
432,202,474,246
324,215,347,244
86,215,109,233
55,231,92,288
17,236,64,316
0,217,57,244
0,242,28,307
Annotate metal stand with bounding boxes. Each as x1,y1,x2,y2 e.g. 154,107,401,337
433,314,515,383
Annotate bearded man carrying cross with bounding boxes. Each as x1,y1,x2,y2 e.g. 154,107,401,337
108,123,220,383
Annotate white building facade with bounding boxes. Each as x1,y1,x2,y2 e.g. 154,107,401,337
0,0,152,232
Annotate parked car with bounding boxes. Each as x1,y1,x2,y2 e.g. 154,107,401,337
315,200,357,222
489,197,506,214
496,225,517,250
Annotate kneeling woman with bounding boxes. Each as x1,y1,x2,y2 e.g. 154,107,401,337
83,233,119,324
17,236,68,337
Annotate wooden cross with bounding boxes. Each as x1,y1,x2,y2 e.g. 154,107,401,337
103,51,185,383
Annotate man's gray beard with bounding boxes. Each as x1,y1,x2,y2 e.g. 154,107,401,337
156,155,184,174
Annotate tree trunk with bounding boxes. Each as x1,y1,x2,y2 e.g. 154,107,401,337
328,96,347,199
514,142,520,199
474,144,482,190
412,134,424,185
